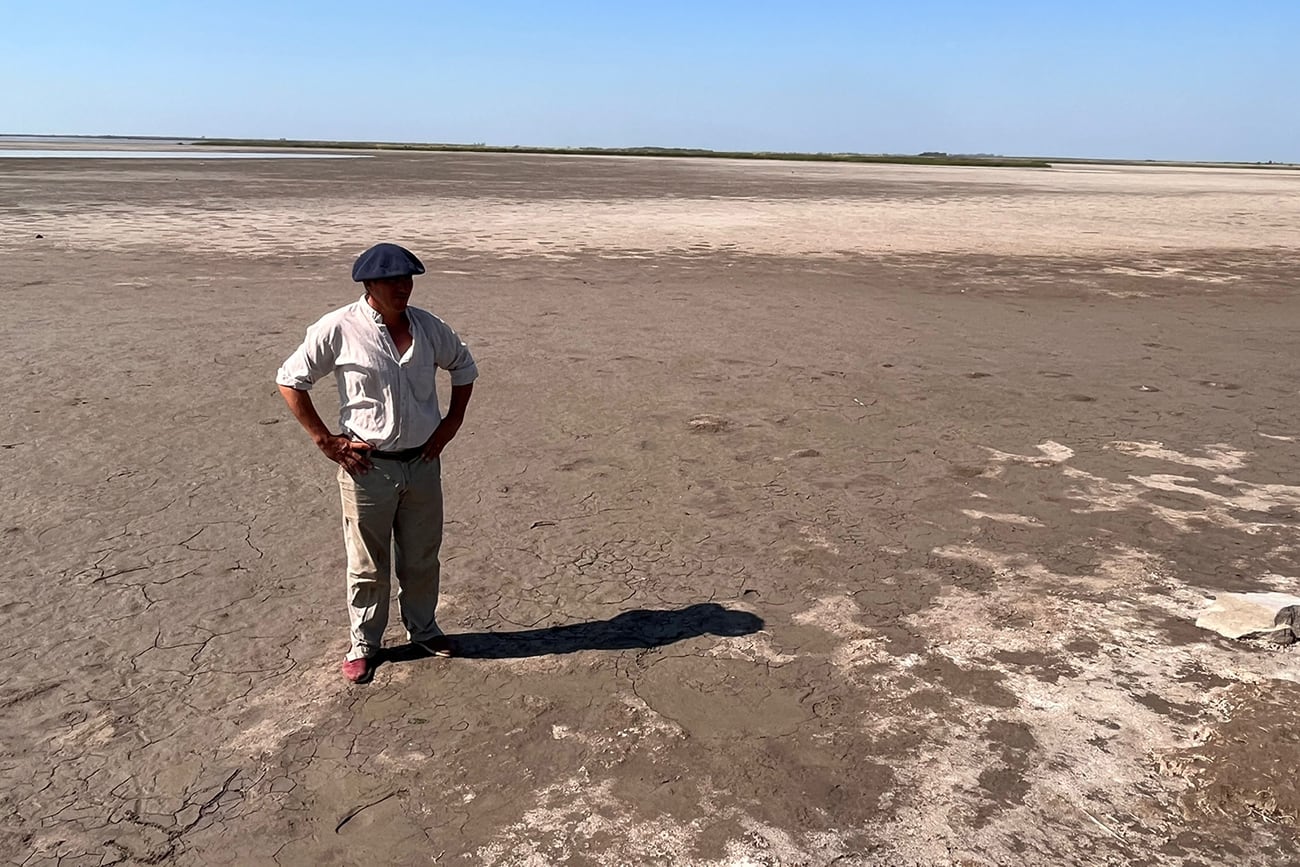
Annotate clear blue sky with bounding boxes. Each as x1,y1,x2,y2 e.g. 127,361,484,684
3,0,1296,161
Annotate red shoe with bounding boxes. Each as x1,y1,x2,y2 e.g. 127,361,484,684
341,657,373,683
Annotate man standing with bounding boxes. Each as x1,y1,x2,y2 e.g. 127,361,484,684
276,243,478,684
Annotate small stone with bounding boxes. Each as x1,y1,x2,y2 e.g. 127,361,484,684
1196,592,1300,645
688,415,729,433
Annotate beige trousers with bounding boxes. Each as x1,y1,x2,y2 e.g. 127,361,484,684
338,456,444,661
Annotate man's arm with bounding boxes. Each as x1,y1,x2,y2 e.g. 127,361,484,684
421,382,473,461
428,314,479,386
278,384,373,474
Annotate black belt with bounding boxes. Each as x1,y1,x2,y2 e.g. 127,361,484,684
364,445,425,462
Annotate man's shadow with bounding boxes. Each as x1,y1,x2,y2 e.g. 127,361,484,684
382,602,763,664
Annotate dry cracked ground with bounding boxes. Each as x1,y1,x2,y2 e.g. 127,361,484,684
2,149,1299,865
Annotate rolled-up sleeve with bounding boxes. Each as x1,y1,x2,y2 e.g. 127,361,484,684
429,316,479,386
275,322,337,391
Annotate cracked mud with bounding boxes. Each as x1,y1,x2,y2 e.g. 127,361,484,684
2,152,1299,865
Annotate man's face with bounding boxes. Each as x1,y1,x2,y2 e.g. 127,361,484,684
366,275,414,313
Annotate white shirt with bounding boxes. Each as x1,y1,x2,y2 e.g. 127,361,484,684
276,296,478,450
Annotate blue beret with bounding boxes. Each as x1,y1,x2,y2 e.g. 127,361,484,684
351,243,426,282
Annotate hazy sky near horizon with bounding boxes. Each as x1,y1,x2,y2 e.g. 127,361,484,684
3,0,1296,162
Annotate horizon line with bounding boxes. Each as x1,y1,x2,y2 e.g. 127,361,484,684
2,132,1296,169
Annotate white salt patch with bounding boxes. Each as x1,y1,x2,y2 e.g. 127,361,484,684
1109,440,1248,471
791,596,867,638
960,509,1043,527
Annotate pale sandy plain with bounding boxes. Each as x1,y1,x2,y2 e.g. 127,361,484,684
2,147,1300,866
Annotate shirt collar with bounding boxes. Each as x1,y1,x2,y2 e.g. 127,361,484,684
356,294,385,325
355,294,416,331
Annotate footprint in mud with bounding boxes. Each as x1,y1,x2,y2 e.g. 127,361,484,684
1060,394,1096,402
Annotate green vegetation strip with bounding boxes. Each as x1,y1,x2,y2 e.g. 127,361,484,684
192,139,1052,168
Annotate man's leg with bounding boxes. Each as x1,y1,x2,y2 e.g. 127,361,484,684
393,456,445,645
339,464,401,662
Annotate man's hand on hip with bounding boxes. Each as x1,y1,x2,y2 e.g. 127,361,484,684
317,434,373,474
422,419,461,461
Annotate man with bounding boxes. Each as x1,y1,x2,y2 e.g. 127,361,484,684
276,243,478,684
